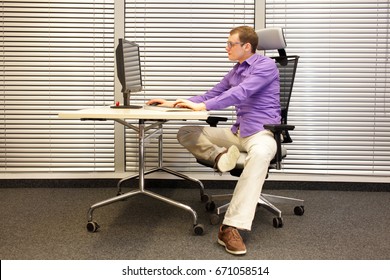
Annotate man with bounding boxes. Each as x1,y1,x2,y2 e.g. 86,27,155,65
147,26,280,255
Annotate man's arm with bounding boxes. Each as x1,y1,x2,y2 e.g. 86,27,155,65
146,98,175,107
187,69,234,104
173,99,206,111
203,61,278,110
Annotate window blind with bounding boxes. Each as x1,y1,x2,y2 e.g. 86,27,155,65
124,0,255,172
1,0,116,172
266,0,390,176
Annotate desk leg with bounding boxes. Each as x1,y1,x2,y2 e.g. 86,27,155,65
86,187,204,235
159,167,209,202
116,121,207,202
116,167,207,202
86,119,205,235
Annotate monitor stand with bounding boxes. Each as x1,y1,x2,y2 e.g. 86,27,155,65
111,104,142,109
111,92,142,109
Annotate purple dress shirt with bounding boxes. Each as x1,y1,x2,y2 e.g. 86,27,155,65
188,53,281,137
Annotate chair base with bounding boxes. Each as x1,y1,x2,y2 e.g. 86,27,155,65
206,193,304,228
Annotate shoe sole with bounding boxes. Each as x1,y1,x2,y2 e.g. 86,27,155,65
217,145,240,173
217,238,247,255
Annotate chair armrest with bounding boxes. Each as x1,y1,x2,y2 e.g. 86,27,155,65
206,116,228,127
264,124,295,144
264,124,295,132
264,124,295,169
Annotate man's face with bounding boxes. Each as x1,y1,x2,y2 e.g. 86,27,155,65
226,33,247,63
226,33,243,61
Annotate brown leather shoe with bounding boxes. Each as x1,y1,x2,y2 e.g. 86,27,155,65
218,225,247,255
214,145,240,173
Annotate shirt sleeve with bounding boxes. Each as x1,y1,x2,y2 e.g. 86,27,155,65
204,59,278,110
188,66,236,104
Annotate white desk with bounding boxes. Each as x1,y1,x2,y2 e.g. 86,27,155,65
59,106,209,235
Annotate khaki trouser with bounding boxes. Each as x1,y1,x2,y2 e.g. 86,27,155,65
177,126,277,230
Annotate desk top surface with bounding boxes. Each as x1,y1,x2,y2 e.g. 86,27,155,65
58,106,209,120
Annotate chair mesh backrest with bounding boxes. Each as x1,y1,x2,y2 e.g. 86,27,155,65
272,55,299,143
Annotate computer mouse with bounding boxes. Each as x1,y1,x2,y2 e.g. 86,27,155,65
149,102,161,106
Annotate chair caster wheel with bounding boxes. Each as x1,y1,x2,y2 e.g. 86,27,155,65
273,217,283,228
193,224,204,235
209,213,220,225
87,221,100,232
201,193,210,203
205,201,216,212
294,205,305,216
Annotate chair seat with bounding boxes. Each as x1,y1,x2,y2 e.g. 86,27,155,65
234,146,287,170
197,146,288,178
196,146,287,174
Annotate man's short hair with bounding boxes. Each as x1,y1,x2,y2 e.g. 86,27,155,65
230,26,258,53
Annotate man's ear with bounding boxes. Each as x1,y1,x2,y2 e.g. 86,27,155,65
244,42,252,52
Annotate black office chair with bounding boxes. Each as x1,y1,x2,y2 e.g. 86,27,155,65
202,28,304,228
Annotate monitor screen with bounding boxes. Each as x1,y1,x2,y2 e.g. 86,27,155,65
113,39,143,109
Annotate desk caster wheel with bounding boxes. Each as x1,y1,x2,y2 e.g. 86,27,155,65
205,201,216,212
210,213,220,225
294,205,305,216
87,221,100,232
273,217,283,228
201,193,210,203
193,224,204,235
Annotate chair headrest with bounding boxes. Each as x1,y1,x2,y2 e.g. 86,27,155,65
256,27,287,51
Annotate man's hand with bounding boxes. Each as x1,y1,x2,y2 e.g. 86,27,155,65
173,99,206,111
146,98,174,107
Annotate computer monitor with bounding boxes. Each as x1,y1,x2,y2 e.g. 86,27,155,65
112,39,143,109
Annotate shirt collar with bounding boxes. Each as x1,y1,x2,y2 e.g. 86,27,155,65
245,53,258,65
236,53,258,68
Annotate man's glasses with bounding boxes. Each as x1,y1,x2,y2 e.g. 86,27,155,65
226,41,245,48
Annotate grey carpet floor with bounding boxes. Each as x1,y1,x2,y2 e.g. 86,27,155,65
0,185,389,260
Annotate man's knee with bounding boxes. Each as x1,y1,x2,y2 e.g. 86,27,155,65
177,126,201,145
247,144,276,163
